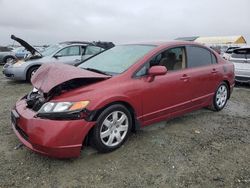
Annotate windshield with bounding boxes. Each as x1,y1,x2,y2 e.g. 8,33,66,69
13,47,25,53
41,44,63,56
78,45,156,75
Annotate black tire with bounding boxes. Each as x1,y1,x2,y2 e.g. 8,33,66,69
27,66,39,82
211,82,229,111
91,104,132,153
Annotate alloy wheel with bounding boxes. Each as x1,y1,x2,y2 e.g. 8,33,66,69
100,111,129,147
215,85,228,108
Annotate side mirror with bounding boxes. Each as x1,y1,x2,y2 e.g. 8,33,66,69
54,53,62,58
147,66,167,82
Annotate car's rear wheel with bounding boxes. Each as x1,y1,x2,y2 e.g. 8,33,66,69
27,66,39,82
212,82,229,111
91,104,132,152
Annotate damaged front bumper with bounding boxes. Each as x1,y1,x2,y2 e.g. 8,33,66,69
11,99,96,158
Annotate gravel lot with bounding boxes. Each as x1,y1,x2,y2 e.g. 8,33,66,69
0,66,249,188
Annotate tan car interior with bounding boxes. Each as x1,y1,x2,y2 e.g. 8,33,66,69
159,48,186,71
151,47,186,71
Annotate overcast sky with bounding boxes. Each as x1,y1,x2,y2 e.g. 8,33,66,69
0,0,249,45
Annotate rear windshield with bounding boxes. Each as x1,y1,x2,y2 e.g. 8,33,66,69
79,45,156,75
226,47,239,54
231,49,248,58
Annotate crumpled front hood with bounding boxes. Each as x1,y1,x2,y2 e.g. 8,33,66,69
31,63,111,93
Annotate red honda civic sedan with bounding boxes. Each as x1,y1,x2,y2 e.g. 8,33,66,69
11,41,234,158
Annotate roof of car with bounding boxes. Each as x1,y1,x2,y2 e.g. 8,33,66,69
124,40,202,47
59,41,115,50
60,41,92,45
175,36,200,41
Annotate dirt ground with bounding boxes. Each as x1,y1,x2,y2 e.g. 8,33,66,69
0,66,249,188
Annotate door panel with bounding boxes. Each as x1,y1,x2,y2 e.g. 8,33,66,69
183,65,219,106
55,55,81,65
186,46,220,106
54,46,81,65
140,70,192,124
136,46,193,124
81,54,93,61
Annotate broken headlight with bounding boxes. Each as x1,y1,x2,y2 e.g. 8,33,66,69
37,101,90,120
12,60,26,67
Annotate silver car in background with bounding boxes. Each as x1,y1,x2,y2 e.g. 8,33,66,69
229,47,250,83
0,47,16,65
3,35,114,81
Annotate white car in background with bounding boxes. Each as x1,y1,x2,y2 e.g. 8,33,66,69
222,47,239,60
229,47,250,83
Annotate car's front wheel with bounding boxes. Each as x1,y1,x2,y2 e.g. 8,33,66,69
212,82,229,111
91,104,132,153
27,66,39,82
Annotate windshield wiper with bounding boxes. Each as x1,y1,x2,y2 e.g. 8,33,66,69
83,68,111,76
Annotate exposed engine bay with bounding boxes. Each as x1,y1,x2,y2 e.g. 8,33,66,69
26,78,107,112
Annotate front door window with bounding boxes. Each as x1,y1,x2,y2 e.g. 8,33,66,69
57,46,80,57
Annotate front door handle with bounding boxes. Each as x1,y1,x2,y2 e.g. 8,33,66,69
180,74,190,82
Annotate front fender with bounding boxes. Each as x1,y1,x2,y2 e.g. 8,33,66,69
92,95,139,114
87,95,142,131
24,62,42,75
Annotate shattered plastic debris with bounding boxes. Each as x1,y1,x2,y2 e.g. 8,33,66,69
194,130,200,134
14,143,23,150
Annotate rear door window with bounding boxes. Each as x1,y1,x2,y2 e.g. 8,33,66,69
85,46,103,55
186,46,213,68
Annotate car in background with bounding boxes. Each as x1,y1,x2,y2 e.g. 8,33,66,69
13,46,47,59
0,46,46,65
0,46,14,51
0,47,17,65
11,41,234,158
222,47,240,60
220,46,229,54
229,47,250,83
3,35,114,81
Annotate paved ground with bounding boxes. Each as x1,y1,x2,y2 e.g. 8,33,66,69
0,66,249,188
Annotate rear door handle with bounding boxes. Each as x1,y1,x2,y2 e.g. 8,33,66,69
211,68,218,73
74,59,81,62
